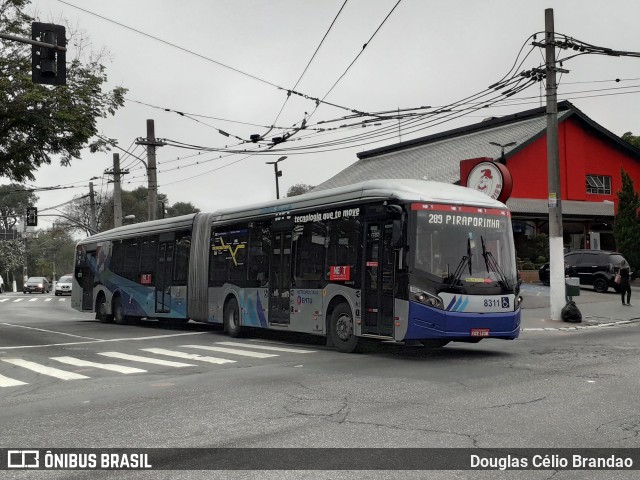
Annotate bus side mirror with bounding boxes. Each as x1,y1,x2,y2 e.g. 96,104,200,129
392,220,403,247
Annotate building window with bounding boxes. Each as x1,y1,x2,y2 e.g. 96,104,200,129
586,175,611,195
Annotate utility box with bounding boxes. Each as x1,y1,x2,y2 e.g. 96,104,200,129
565,277,580,297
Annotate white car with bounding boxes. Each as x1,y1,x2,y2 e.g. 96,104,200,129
54,274,73,296
0,274,4,293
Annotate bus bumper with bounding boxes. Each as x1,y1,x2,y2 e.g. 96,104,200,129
405,302,521,340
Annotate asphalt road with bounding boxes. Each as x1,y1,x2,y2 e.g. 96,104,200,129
1,292,640,479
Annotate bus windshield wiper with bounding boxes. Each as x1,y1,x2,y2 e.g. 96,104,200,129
481,236,511,291
448,238,472,287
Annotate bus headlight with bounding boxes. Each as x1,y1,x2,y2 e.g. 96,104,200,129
410,285,444,309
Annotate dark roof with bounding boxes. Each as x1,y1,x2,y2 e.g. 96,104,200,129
314,101,640,192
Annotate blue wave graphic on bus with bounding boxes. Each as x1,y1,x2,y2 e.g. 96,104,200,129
446,295,470,312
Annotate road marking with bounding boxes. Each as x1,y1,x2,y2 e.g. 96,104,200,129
13,298,23,302
0,323,101,340
58,298,65,302
51,356,147,374
0,373,28,387
98,352,195,367
215,341,316,353
182,345,278,358
0,299,8,302
46,298,53,302
0,331,209,350
29,298,38,302
141,348,236,365
2,359,89,380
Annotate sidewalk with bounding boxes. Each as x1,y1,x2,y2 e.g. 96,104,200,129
519,283,640,331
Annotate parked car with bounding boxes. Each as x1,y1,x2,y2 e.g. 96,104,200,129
23,276,51,294
0,274,4,293
54,274,73,296
538,249,628,293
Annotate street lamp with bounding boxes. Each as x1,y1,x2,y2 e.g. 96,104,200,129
266,156,287,199
489,141,517,164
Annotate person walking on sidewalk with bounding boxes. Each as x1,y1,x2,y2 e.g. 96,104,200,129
619,260,632,306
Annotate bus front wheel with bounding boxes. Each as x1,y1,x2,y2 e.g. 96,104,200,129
95,293,113,323
224,297,243,338
329,303,359,353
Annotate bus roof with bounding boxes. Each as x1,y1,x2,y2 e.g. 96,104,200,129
77,179,507,243
211,179,507,223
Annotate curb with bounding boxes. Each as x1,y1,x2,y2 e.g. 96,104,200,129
522,317,640,332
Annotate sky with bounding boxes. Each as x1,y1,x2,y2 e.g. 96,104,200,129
8,0,640,231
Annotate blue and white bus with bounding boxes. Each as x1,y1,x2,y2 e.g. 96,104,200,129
72,179,521,352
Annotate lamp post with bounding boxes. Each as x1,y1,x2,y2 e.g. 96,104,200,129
266,156,287,199
489,141,517,164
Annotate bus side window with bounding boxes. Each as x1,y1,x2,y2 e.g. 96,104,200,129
326,217,360,287
293,221,326,289
248,222,270,287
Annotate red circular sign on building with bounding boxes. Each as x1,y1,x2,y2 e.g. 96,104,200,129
466,161,513,203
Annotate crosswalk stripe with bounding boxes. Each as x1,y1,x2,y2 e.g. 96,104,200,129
0,373,28,387
181,345,278,358
46,298,53,301
29,298,38,302
57,298,65,302
2,359,89,380
215,341,316,353
0,298,9,302
13,298,23,303
51,356,147,374
98,352,195,367
141,348,236,365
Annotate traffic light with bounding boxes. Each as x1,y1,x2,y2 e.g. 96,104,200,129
26,207,38,227
31,22,66,86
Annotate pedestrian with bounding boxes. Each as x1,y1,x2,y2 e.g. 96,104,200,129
619,260,631,306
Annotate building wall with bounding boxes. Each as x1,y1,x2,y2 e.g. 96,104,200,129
507,117,640,209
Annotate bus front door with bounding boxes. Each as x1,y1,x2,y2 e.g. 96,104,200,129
79,251,95,311
363,222,395,337
269,231,292,325
156,240,174,314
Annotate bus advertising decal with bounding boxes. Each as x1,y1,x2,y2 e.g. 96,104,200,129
330,266,351,281
294,207,360,224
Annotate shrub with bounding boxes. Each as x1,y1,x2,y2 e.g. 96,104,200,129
521,261,535,270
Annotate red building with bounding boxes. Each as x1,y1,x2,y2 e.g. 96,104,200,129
316,101,640,253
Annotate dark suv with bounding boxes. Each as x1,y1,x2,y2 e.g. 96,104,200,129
538,250,628,293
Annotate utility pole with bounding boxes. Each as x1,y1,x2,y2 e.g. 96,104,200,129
88,181,97,234
105,153,128,227
135,119,165,221
545,8,567,321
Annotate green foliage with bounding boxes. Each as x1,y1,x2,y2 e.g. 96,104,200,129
25,227,76,278
614,168,640,271
0,0,127,182
0,183,38,231
621,132,640,149
167,201,200,217
521,261,535,270
287,184,315,197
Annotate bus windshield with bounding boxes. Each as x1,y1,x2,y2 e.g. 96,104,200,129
411,204,517,289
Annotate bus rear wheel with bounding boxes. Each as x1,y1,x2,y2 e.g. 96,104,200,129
330,303,359,353
113,296,130,325
224,297,243,338
95,294,113,323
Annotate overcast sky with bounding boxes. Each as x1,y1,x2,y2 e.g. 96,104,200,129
11,0,640,230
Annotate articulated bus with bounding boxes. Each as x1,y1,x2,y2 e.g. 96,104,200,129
72,179,522,352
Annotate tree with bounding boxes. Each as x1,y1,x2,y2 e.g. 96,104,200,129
287,183,315,197
25,226,76,279
167,201,200,217
614,168,640,272
0,183,38,231
0,0,127,182
0,238,25,289
621,132,640,149
100,187,169,230
59,191,106,237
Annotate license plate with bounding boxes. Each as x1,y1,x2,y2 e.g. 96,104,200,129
471,328,490,337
